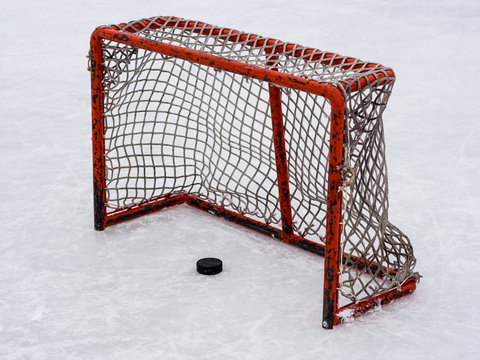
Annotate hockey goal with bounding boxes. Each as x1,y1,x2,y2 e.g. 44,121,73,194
89,16,419,328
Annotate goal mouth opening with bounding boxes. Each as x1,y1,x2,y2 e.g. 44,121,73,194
91,15,418,329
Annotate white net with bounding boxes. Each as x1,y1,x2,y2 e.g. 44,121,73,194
97,16,417,303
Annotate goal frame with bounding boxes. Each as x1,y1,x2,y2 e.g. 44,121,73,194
90,17,417,329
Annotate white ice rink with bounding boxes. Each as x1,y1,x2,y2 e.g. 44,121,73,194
1,0,479,359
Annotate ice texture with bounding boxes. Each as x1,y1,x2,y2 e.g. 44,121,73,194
0,0,479,359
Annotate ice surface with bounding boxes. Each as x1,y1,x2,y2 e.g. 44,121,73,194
1,0,480,359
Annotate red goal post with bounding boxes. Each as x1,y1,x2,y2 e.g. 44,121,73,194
90,16,419,328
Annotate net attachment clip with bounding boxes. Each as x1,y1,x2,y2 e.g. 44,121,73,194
338,165,355,191
87,51,92,71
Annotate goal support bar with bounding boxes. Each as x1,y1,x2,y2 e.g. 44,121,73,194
90,19,417,329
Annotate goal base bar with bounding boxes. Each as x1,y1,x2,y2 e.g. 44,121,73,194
335,276,417,326
98,194,417,328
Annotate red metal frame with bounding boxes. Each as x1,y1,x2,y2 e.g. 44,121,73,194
90,32,106,231
90,17,417,329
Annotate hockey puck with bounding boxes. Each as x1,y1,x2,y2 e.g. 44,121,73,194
196,257,223,275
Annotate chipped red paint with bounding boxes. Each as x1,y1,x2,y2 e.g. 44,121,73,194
322,90,346,329
268,84,293,236
90,32,106,231
105,195,188,227
335,276,417,325
107,16,393,93
93,26,347,102
90,17,416,329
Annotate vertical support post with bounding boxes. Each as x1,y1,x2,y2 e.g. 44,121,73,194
268,84,293,235
322,88,346,329
90,30,107,230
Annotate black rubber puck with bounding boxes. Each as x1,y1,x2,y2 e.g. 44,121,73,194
196,257,223,275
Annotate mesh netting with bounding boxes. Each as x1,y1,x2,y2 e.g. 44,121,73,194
97,16,417,303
